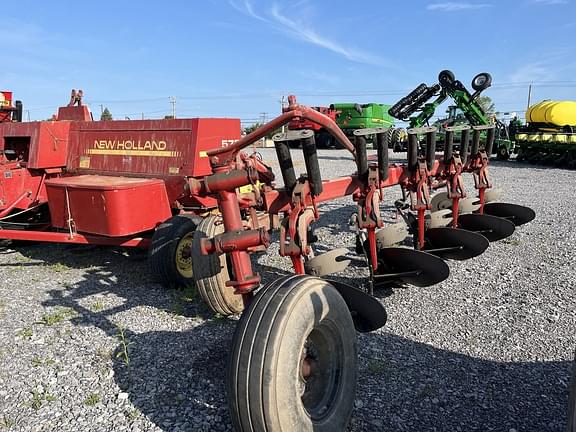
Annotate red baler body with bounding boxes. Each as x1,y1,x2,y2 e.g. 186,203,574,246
0,108,240,244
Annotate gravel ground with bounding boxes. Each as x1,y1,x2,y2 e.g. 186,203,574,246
0,148,574,432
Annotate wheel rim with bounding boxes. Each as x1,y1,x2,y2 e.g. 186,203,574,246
299,323,343,421
175,232,194,279
475,76,487,87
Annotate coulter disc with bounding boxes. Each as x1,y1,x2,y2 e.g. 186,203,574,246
458,213,515,242
424,227,489,260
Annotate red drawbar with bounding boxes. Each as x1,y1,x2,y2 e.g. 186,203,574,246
45,175,172,237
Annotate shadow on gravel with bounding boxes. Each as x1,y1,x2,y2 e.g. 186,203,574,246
4,239,572,431
354,333,571,432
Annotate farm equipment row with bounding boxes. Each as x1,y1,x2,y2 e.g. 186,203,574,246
284,102,400,149
388,70,515,159
515,100,576,168
0,86,536,431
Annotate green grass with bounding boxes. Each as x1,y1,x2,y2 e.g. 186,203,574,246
29,388,56,410
502,238,521,246
83,393,100,406
96,347,113,362
180,285,197,303
166,285,198,316
17,328,33,340
367,358,388,375
47,262,70,273
115,326,133,367
0,414,16,428
15,255,32,263
31,356,55,368
90,300,105,312
125,408,140,422
37,307,77,326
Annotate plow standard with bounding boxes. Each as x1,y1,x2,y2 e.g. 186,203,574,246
0,81,535,431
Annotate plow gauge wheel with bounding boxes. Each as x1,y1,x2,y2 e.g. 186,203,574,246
228,275,357,432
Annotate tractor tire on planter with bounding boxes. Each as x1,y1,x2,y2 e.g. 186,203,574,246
192,215,244,316
568,351,576,432
149,214,201,289
228,275,357,432
497,146,510,160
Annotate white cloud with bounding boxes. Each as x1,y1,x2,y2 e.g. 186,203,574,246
529,0,568,4
229,0,394,67
427,2,492,11
509,62,554,84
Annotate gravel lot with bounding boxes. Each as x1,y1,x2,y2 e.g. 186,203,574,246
0,148,574,432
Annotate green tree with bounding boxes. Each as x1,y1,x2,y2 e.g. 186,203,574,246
243,123,263,135
100,107,113,121
477,96,495,114
164,115,174,120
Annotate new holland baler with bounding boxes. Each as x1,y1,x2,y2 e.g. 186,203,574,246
0,95,241,289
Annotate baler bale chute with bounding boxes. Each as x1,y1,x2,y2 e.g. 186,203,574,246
182,92,535,431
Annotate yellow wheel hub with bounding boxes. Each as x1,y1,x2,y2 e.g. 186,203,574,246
175,232,194,279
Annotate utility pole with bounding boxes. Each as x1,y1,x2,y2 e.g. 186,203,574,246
170,97,176,119
526,84,532,112
100,104,104,115
280,96,286,133
141,112,144,120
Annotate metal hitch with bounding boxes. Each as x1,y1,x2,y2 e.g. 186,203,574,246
458,213,516,242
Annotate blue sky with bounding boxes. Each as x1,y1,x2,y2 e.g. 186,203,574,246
3,0,576,124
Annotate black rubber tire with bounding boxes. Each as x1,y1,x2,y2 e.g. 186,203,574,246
497,146,510,160
471,72,492,92
385,128,395,149
568,352,576,432
192,215,244,316
439,70,455,87
148,215,200,289
315,131,331,149
228,275,357,432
